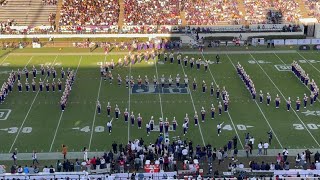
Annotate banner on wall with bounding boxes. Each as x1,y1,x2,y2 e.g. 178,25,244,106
273,39,285,45
311,39,320,44
285,39,298,45
297,39,311,45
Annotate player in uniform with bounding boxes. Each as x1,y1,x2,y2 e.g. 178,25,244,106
184,75,189,87
130,112,135,126
286,97,291,111
115,104,120,119
303,94,308,108
201,107,206,122
202,81,206,93
172,117,177,131
164,118,169,133
17,80,22,92
211,104,215,119
107,102,111,117
196,58,201,70
267,93,271,106
32,79,36,92
25,80,30,92
94,100,100,114
259,90,263,103
124,108,128,122
275,94,280,109
194,111,198,126
218,102,222,115
107,121,112,134
192,78,197,91
137,113,142,129
216,54,220,64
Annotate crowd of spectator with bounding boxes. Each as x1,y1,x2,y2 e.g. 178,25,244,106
0,0,7,6
42,0,57,5
272,0,301,23
303,0,320,22
59,0,120,27
184,0,242,25
123,0,181,25
48,13,56,26
244,0,273,24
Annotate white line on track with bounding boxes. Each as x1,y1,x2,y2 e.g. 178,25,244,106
202,53,244,149
225,54,283,149
9,55,59,153
273,53,320,103
154,58,164,119
49,56,82,152
0,55,10,65
88,56,106,150
179,59,206,146
297,52,320,75
249,53,320,148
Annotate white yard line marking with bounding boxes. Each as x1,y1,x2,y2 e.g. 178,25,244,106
203,53,245,149
273,53,320,103
297,52,320,75
154,59,164,119
226,54,283,149
179,61,206,146
0,55,10,66
88,56,106,151
23,56,33,69
49,56,82,152
9,55,59,153
249,53,320,147
127,61,132,143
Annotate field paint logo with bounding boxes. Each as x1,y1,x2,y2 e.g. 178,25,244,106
248,60,271,64
274,64,291,71
0,127,32,133
0,109,12,120
131,84,189,94
151,125,174,132
72,126,106,133
301,110,320,116
222,124,254,131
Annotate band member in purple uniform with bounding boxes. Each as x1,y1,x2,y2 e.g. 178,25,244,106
137,75,142,89
164,118,169,133
97,101,101,114
146,123,150,136
224,99,229,112
202,81,206,93
107,121,112,134
211,104,215,119
130,112,135,126
172,117,177,131
196,58,201,70
17,80,22,92
169,52,174,64
52,80,56,92
159,118,164,133
58,79,62,91
124,108,128,122
204,60,208,72
275,94,280,109
184,56,188,67
201,107,206,122
310,93,314,106
303,94,308,108
47,66,51,77
176,74,180,87
210,83,214,96
17,69,21,80
184,75,188,87
25,80,30,92
218,102,222,115
192,78,197,91
177,54,181,64
61,67,65,79
107,102,111,117
40,65,45,76
32,65,37,79
137,113,142,129
39,79,43,92
190,58,194,68
46,80,50,92
194,112,199,126
216,85,220,99
52,68,56,79
286,97,291,111
24,68,29,79
296,97,301,111
32,79,36,92
168,75,173,87
115,104,120,119
259,90,263,103
149,116,154,130
267,92,271,106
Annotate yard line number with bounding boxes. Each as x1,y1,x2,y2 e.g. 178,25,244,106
293,123,320,130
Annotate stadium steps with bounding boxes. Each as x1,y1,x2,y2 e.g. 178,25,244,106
295,0,309,18
55,0,63,31
0,0,57,26
180,11,187,26
118,0,125,27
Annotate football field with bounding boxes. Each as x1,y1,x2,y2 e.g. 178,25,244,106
0,48,320,153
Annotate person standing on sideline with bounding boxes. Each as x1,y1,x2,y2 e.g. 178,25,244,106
245,144,251,158
267,130,273,145
258,142,263,156
263,142,269,155
12,150,17,165
62,144,67,159
83,147,88,161
305,149,313,164
283,148,289,162
32,151,39,165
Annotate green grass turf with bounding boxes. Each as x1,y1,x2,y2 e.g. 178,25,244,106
0,48,320,153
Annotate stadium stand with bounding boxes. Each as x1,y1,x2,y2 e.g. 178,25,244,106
123,0,182,25
0,0,57,26
303,0,320,21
